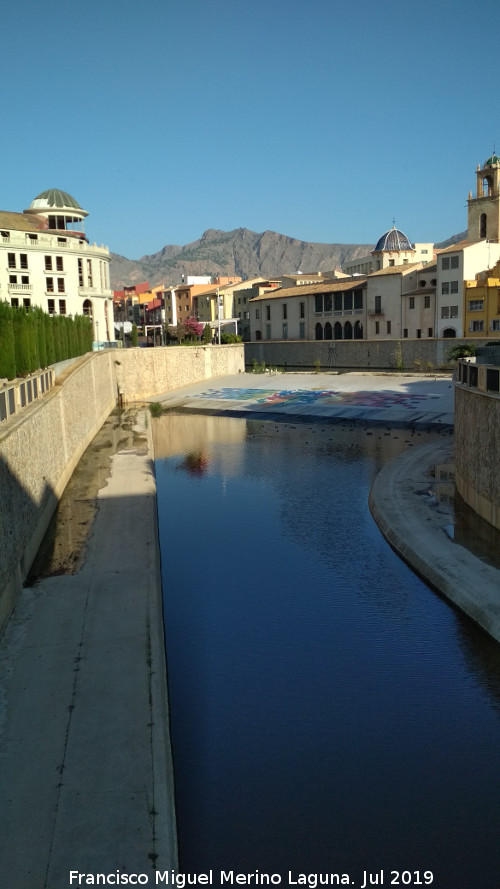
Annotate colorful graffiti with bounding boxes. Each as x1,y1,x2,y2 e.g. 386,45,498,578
199,387,440,409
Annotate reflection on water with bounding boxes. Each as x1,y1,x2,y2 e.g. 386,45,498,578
154,413,500,888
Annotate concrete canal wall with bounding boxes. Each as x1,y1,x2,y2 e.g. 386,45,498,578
244,338,469,371
0,344,245,633
0,351,118,632
455,360,500,531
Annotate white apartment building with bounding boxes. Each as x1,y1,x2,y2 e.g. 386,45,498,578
435,240,500,338
0,189,114,344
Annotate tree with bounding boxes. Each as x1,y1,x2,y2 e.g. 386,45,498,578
203,323,212,345
184,316,204,341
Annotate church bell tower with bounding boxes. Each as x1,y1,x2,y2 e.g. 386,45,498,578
467,153,500,242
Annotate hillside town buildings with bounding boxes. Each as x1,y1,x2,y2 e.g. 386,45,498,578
0,189,114,344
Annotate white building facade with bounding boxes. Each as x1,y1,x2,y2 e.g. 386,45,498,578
0,189,114,344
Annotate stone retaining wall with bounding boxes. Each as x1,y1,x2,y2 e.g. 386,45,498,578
115,343,245,402
0,351,117,631
244,338,467,371
0,344,244,633
455,361,500,531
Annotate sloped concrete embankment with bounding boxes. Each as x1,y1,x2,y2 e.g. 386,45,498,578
369,441,500,644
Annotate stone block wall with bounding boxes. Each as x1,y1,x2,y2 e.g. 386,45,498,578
455,366,500,531
115,343,245,402
0,344,244,633
244,338,467,371
0,351,117,631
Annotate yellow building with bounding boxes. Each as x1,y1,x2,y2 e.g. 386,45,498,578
464,259,500,337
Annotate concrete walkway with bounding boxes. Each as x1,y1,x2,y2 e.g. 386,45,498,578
154,371,455,427
370,440,500,644
0,409,177,888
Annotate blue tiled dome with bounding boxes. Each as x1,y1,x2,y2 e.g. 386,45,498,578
374,226,413,252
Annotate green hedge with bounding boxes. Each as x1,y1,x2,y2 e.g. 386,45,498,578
0,301,93,381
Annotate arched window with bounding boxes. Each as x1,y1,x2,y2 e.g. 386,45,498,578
255,329,262,340
354,320,363,339
324,322,332,340
443,327,456,338
83,299,93,318
334,322,342,340
480,213,487,239
315,322,323,340
344,321,353,340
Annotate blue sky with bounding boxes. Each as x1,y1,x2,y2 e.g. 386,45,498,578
2,0,498,260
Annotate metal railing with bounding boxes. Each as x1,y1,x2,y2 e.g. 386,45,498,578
0,368,55,424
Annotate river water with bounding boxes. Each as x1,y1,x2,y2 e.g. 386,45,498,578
153,412,500,889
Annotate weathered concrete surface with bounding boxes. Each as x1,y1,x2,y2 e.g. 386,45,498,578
153,371,455,428
0,409,177,888
369,441,500,645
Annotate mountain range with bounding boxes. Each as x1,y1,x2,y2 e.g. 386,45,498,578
109,227,467,289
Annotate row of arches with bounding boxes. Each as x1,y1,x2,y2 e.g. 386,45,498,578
315,320,363,340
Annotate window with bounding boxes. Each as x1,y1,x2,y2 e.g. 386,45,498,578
282,323,288,339
324,292,333,312
315,294,323,313
387,320,391,334
57,278,65,293
442,282,450,294
8,253,16,268
374,295,381,313
300,302,305,319
388,259,395,266
266,324,271,339
428,328,433,337
46,277,54,293
450,281,458,293
45,256,53,271
403,328,408,338
299,322,305,339
255,309,260,320
283,304,287,320
266,305,271,321
409,297,415,309
87,259,93,286
470,320,484,332
344,292,352,311
375,321,380,334
420,280,427,287
48,299,55,314
10,297,19,308
78,258,84,286
468,300,484,311
23,298,31,308
450,256,459,269
491,319,500,331
421,249,428,255
442,257,450,270
59,299,66,315
403,259,409,264
20,254,28,269
450,306,458,318
56,256,64,272
334,293,343,312
9,275,17,284
417,329,421,338
354,291,363,311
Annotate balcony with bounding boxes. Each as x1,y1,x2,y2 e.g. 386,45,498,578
8,282,32,293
